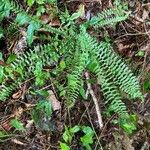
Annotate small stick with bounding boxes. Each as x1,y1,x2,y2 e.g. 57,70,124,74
85,72,103,129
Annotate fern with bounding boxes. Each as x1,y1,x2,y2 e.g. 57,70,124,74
79,28,143,100
0,1,11,20
0,0,64,45
0,1,143,121
72,26,143,116
86,4,129,28
2,0,21,13
75,27,127,116
0,44,59,101
93,59,128,116
66,33,89,107
0,0,24,21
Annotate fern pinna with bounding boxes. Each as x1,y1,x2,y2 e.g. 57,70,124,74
0,0,143,122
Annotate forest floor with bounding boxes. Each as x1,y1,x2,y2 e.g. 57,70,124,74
0,0,150,150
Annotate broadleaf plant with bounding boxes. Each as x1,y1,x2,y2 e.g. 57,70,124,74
61,125,94,150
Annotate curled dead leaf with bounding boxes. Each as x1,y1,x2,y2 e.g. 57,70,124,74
12,90,23,99
49,18,61,27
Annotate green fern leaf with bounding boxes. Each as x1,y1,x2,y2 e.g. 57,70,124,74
66,32,90,107
79,27,143,100
88,6,129,28
16,12,30,25
93,58,128,116
0,44,59,101
27,21,41,45
0,0,65,45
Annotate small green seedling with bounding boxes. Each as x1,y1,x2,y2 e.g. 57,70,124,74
60,125,94,150
10,118,26,132
112,114,138,134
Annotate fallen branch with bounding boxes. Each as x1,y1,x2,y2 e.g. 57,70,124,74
85,72,103,129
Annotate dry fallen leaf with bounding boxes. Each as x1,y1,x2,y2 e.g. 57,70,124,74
12,90,23,99
25,103,36,109
40,14,51,24
14,107,24,118
49,18,61,27
142,9,149,21
11,138,27,146
1,120,12,131
47,90,61,111
25,120,34,130
0,60,8,66
11,29,27,56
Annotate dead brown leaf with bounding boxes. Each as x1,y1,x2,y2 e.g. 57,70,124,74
49,18,61,27
12,90,23,99
1,120,12,131
10,29,27,56
40,14,51,24
0,60,8,66
14,107,24,118
47,90,61,111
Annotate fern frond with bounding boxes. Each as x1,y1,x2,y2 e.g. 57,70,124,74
66,33,89,107
0,82,19,101
88,6,129,27
91,41,143,100
66,53,88,107
79,28,143,100
0,1,11,20
0,0,64,35
78,26,143,116
100,43,143,100
6,0,21,13
0,0,21,20
93,58,128,116
66,71,82,107
0,44,59,101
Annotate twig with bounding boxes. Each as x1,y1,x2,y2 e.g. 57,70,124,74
78,100,91,125
142,24,150,73
129,14,145,23
142,3,150,7
85,72,103,129
94,114,116,149
129,13,150,25
142,44,149,72
115,31,150,40
86,109,103,150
